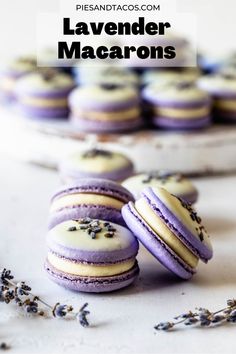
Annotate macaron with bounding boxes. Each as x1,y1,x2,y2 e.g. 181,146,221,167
0,55,37,102
59,148,134,183
141,69,200,87
15,69,75,119
143,81,212,130
198,74,236,122
122,187,213,279
45,218,139,292
74,64,139,87
49,178,135,229
122,171,198,204
69,84,142,133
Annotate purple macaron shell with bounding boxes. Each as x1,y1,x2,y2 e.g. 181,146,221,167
49,204,126,229
122,203,194,279
46,236,139,263
179,190,198,205
51,178,135,203
45,260,139,293
142,187,213,261
69,93,139,112
16,86,75,99
18,104,69,119
70,116,143,133
153,116,211,130
60,161,134,183
49,178,135,229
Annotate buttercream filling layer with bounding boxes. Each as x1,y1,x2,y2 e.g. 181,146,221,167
134,198,198,268
214,98,236,110
72,107,140,121
154,106,210,119
20,96,68,108
48,252,136,277
50,193,124,212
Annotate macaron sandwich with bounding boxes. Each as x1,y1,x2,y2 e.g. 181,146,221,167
122,171,198,204
59,148,134,184
45,218,139,292
122,187,213,279
49,178,134,229
69,83,142,133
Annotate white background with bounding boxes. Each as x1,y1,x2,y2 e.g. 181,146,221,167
0,0,235,61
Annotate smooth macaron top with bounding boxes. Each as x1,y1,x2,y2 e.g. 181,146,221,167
140,187,212,261
59,148,134,176
75,65,139,87
15,70,75,95
51,177,135,206
122,171,198,203
69,84,139,111
142,69,200,87
47,218,139,263
143,82,210,106
198,74,236,96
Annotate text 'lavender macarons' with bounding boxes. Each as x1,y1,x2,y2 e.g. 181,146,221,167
122,187,213,279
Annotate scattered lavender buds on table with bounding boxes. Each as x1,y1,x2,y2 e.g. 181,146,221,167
154,299,236,331
0,268,90,327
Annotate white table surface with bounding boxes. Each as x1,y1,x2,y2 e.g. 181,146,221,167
1,154,236,354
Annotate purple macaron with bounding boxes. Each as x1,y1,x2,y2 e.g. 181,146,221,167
49,178,135,229
69,83,143,133
45,218,139,292
143,81,212,130
59,148,134,184
0,55,37,103
122,187,213,279
14,69,75,119
198,73,236,123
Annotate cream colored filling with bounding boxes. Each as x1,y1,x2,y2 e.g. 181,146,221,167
48,252,135,277
20,96,68,108
214,99,236,110
50,193,124,213
73,107,140,121
154,106,210,119
135,198,198,268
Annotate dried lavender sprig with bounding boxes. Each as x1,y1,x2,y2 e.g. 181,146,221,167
0,269,90,327
154,299,236,331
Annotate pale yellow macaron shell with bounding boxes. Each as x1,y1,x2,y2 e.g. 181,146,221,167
47,220,135,252
134,198,198,268
65,151,131,173
152,187,212,251
122,173,196,200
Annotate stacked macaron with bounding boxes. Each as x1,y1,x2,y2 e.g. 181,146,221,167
59,148,134,184
122,171,198,204
48,178,135,229
198,74,236,122
143,81,212,130
15,69,75,119
45,218,139,292
122,187,213,279
69,83,142,132
0,55,37,102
